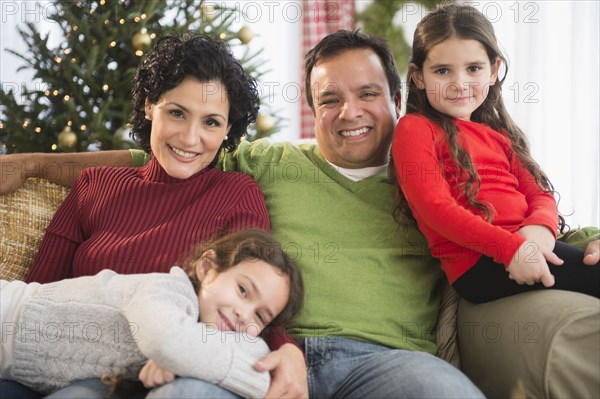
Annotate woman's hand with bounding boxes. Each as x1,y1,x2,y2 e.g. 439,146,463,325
138,359,175,388
254,343,308,399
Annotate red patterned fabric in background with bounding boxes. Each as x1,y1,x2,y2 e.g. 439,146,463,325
300,0,355,139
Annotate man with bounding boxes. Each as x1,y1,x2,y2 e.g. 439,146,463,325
1,30,598,398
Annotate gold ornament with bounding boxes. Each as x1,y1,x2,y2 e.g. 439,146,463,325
238,26,254,45
256,114,275,133
57,126,77,148
132,28,152,51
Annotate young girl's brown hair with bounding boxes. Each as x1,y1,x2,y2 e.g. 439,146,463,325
390,3,566,231
183,229,304,336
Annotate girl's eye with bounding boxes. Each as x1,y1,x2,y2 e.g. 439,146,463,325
435,68,449,75
238,284,247,297
256,312,265,325
468,66,481,73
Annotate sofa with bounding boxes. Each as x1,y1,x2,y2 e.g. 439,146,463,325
1,178,599,398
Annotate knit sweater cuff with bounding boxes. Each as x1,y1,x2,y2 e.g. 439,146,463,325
220,351,270,398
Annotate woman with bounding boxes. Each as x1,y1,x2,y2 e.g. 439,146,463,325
2,33,303,398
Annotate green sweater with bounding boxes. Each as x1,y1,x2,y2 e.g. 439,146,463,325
134,140,443,353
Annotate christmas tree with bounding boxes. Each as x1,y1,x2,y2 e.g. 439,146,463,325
356,0,442,75
0,0,279,153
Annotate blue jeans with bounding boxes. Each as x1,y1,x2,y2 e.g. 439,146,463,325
1,338,483,398
303,337,483,398
0,378,237,399
0,378,147,399
141,338,484,399
0,380,42,399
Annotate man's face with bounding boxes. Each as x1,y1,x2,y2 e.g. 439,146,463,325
310,48,400,169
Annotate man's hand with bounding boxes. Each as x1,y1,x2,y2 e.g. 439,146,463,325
138,359,175,388
583,239,600,265
254,343,308,399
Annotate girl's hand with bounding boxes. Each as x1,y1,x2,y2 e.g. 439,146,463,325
138,359,175,388
507,241,557,287
518,225,564,266
254,343,308,399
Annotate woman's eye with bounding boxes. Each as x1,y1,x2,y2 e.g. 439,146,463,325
238,284,247,297
206,118,221,127
256,312,265,325
169,110,184,118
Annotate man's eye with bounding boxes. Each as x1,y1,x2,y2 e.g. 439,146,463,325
321,98,338,105
361,92,378,99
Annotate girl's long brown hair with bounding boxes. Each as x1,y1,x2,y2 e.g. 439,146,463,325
390,3,565,232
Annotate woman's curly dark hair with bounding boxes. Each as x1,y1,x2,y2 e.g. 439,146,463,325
130,32,260,166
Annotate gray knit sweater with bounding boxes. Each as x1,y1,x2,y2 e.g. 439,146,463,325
1,267,270,397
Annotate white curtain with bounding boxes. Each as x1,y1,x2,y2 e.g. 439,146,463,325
477,0,599,227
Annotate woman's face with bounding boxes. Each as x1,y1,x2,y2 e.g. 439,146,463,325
145,76,231,179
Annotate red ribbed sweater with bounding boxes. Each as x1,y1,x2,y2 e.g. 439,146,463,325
26,157,270,283
25,157,298,350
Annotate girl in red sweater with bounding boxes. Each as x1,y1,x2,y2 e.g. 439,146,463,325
391,4,599,303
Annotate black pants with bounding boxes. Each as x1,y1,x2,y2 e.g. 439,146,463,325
453,240,600,303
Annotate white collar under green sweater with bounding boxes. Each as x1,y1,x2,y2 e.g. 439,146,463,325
218,140,443,354
3,268,269,397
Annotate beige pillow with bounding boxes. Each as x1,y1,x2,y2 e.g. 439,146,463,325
0,178,69,281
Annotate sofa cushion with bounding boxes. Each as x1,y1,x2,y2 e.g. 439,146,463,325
458,289,600,399
0,178,69,280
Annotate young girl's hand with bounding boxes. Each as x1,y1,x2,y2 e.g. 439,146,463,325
507,241,556,287
518,225,564,265
138,359,175,388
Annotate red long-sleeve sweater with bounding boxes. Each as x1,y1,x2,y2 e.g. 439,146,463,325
392,114,558,284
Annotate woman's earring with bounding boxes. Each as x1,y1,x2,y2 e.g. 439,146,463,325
224,136,228,140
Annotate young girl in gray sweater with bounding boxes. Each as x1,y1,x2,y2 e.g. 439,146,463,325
0,229,303,398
